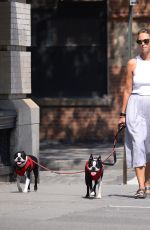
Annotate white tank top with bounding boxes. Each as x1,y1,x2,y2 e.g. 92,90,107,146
132,55,150,95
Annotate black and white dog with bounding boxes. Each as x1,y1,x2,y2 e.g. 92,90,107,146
14,151,39,193
85,154,104,199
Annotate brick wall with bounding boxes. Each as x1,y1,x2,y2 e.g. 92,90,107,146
39,95,123,143
39,0,150,143
40,104,118,143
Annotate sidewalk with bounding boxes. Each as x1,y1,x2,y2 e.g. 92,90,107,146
39,142,136,184
0,174,149,230
0,142,145,230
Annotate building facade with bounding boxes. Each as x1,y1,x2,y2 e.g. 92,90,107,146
31,0,150,144
0,0,150,181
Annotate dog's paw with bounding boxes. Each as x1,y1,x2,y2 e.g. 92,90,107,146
84,194,90,198
90,191,96,196
34,186,37,191
18,188,23,193
23,189,28,193
96,195,102,199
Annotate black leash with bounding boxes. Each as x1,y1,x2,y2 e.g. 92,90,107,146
102,123,125,166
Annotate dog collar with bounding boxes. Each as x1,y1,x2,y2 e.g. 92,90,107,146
85,161,104,181
15,156,34,176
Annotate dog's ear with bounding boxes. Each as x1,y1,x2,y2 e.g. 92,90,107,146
21,151,26,156
89,154,93,160
97,155,101,161
14,152,17,159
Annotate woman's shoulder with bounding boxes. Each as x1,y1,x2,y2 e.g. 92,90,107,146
128,55,141,65
128,58,137,65
127,58,137,72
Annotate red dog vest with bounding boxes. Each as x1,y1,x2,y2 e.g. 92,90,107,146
85,161,104,181
16,157,34,176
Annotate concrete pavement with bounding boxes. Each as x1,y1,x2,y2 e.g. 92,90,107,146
1,142,148,230
0,174,149,230
39,142,136,184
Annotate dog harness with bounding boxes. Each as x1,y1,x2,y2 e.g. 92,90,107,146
85,161,104,181
15,157,35,176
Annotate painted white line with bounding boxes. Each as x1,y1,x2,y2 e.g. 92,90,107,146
109,205,150,209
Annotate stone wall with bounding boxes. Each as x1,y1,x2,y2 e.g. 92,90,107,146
0,0,39,177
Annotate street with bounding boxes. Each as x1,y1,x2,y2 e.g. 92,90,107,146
0,171,150,230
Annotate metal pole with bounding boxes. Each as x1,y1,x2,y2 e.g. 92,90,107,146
123,143,127,184
123,3,133,184
128,5,133,59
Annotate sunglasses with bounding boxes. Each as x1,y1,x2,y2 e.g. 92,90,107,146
136,39,150,45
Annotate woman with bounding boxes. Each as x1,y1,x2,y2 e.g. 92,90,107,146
119,28,150,199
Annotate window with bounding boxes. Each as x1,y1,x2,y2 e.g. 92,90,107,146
31,1,107,98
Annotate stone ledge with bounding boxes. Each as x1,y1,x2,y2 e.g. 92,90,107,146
34,95,113,107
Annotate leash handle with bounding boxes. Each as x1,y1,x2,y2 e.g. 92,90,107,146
113,123,126,148
103,124,125,166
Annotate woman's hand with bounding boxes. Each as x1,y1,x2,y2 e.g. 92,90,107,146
118,116,126,129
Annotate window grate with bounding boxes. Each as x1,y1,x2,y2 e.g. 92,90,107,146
0,129,11,166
